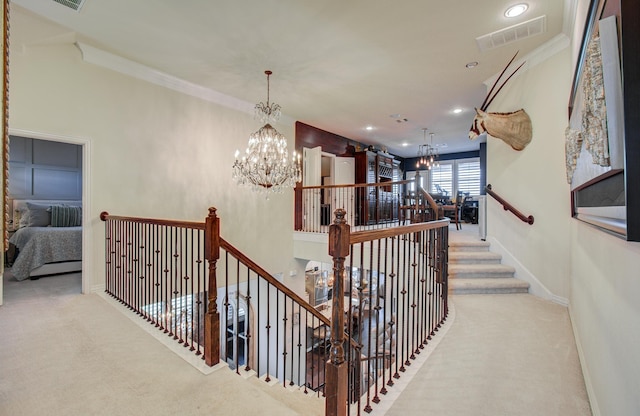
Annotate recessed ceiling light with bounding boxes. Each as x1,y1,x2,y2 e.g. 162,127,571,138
365,125,374,131
402,142,409,147
453,108,463,114
466,61,479,69
505,3,528,18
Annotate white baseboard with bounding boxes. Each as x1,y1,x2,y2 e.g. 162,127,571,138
486,236,569,306
91,283,105,294
568,304,600,416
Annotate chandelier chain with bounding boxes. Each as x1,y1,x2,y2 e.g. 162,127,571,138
416,128,439,170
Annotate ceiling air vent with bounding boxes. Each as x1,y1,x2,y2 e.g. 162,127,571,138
52,0,86,12
476,15,546,52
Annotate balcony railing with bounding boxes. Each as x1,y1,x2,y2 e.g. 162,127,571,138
295,180,450,234
295,180,415,232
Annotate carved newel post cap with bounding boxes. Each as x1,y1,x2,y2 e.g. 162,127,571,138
333,208,346,225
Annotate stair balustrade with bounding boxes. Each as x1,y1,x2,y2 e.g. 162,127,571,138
101,208,335,387
326,209,449,416
101,205,450,416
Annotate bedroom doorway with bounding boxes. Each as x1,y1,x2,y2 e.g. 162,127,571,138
1,129,90,306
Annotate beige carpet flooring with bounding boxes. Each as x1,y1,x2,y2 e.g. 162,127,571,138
0,271,323,416
0,225,592,415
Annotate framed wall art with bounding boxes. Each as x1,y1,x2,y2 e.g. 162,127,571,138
568,0,640,241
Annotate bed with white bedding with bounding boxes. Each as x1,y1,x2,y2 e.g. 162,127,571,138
8,199,82,281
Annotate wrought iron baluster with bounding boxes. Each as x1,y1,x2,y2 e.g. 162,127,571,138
296,303,302,386
234,261,240,374
393,233,401,380
154,224,161,328
282,294,288,388
265,282,271,383
245,258,252,372
195,229,203,355
411,231,418,359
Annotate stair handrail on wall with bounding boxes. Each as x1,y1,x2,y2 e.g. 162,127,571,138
485,184,534,225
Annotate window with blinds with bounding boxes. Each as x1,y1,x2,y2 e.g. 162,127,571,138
430,163,453,196
457,159,481,196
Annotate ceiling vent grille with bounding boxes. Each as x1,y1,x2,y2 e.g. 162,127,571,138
476,15,546,52
52,0,86,12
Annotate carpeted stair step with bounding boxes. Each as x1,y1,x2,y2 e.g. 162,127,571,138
449,251,502,264
448,263,516,279
449,277,530,294
449,240,491,252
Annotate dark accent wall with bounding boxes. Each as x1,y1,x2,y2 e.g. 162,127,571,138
295,122,405,163
8,135,82,200
403,150,480,169
295,122,359,156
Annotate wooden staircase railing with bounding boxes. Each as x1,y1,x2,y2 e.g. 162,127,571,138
100,210,212,359
101,206,450,416
326,209,449,416
101,208,352,394
485,184,534,225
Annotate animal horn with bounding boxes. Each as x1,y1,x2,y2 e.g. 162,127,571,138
483,61,526,111
479,51,519,111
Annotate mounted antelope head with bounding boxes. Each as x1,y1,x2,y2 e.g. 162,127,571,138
469,52,533,151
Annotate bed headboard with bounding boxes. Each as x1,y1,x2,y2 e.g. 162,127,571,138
10,199,82,230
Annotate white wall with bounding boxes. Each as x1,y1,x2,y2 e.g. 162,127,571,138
486,19,640,416
485,47,573,301
8,8,297,291
570,222,640,415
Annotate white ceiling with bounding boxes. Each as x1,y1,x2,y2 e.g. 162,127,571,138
10,0,571,157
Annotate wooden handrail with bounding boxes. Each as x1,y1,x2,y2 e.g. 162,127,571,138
219,237,331,327
299,179,413,191
349,218,450,244
417,187,442,218
99,211,206,230
485,184,534,225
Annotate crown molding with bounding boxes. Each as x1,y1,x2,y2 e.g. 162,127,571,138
75,42,255,115
75,42,297,126
483,33,570,88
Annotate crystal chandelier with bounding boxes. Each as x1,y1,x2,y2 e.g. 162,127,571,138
416,128,439,170
233,70,301,193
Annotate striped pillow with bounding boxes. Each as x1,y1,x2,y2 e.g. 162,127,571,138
50,205,82,227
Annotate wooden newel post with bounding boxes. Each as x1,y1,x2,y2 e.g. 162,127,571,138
204,207,221,366
326,209,350,416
